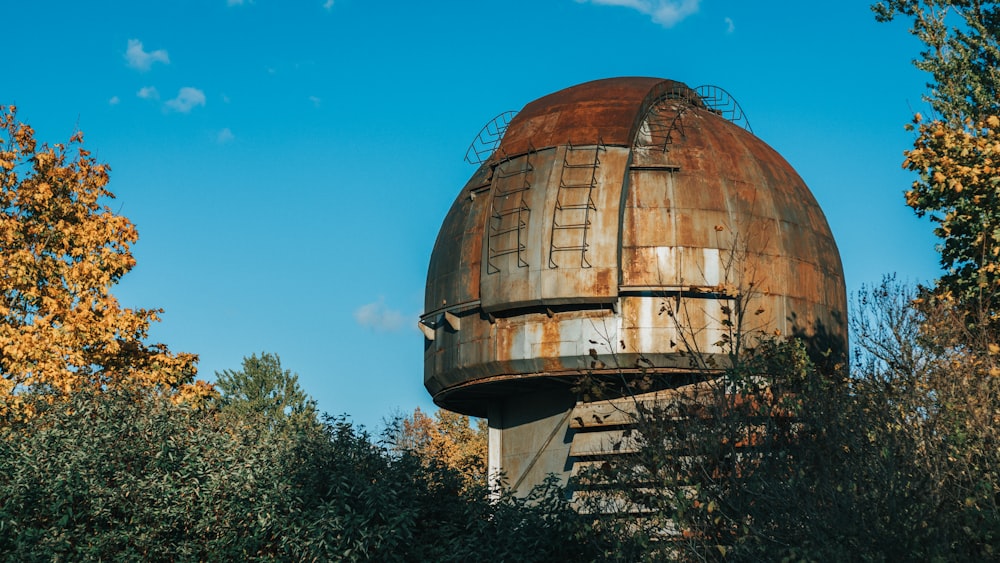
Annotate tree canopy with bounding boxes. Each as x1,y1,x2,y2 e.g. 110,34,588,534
873,0,999,120
0,388,600,562
874,1,1000,315
214,352,317,432
389,407,488,491
0,107,207,417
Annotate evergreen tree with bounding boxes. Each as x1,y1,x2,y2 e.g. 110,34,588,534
214,352,318,432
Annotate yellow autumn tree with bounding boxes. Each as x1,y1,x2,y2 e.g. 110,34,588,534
902,114,1000,321
393,407,488,490
0,106,209,416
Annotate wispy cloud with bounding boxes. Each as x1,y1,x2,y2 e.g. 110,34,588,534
724,16,735,33
227,0,250,5
322,0,334,10
165,87,206,113
217,128,234,143
125,39,169,71
354,298,407,332
109,96,120,106
308,95,321,107
577,0,701,28
137,86,159,100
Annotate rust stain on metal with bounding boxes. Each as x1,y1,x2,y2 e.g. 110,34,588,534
540,317,563,372
497,77,695,156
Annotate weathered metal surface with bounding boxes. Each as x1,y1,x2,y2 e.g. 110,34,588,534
423,77,847,420
496,77,696,156
424,163,491,316
479,145,627,312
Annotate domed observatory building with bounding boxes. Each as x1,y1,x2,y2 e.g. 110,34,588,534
420,77,846,495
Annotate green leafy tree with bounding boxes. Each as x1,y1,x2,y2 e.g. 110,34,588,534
873,0,999,122
214,352,318,432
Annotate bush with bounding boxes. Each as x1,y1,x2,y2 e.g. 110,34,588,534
0,388,601,562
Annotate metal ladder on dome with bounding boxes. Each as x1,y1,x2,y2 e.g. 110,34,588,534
549,139,605,269
638,98,689,152
487,148,535,274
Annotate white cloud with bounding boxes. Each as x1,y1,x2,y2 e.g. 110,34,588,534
125,39,169,71
354,298,407,331
724,16,735,33
227,0,249,5
137,86,159,100
165,87,206,113
217,128,235,143
579,0,701,28
308,95,321,107
322,0,334,10
109,96,120,106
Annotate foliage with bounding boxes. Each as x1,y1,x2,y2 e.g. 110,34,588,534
0,106,203,416
855,4,1000,554
570,275,1000,561
574,338,853,561
874,1,1000,318
0,386,603,562
214,352,318,433
389,407,488,491
850,277,1000,560
901,113,1000,316
873,0,999,121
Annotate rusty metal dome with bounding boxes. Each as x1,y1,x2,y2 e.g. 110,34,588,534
422,77,846,417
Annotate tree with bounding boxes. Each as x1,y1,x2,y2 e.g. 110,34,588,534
901,113,1000,317
873,1,1000,317
389,407,488,491
849,277,1000,560
0,106,202,416
873,0,999,122
214,352,318,432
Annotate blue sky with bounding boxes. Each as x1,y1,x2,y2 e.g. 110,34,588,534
7,1,939,430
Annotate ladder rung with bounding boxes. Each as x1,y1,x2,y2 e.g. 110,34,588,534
493,185,530,195
492,205,528,216
491,224,525,235
489,246,525,258
495,170,531,180
555,201,596,209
